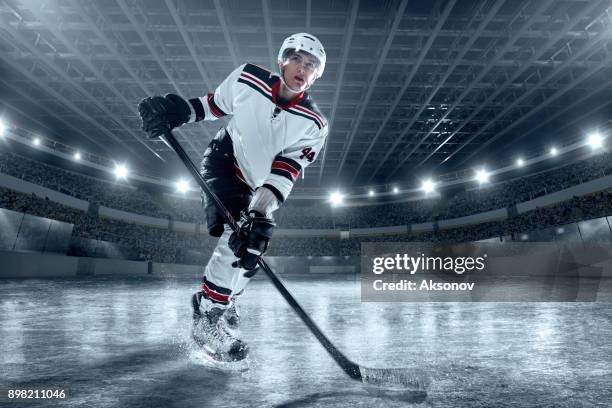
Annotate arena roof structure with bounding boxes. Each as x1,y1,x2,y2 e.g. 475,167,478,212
1,0,611,193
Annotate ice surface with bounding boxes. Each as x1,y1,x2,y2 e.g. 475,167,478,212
1,274,611,407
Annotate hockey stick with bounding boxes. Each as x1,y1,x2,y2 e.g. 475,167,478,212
160,128,429,391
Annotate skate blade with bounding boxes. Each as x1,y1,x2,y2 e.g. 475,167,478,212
190,347,249,371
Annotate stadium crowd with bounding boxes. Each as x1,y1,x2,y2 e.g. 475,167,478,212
0,185,213,263
1,149,612,229
1,145,612,262
1,182,611,261
0,152,171,219
438,151,612,219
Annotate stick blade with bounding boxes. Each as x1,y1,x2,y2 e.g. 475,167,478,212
359,366,430,391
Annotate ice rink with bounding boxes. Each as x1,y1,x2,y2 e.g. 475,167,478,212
2,273,612,407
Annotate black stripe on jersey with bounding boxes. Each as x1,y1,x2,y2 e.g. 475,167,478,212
297,96,324,117
243,63,277,88
297,95,327,127
188,98,205,121
208,94,227,118
202,276,232,295
274,155,302,173
238,78,273,103
285,109,322,130
263,183,285,203
271,168,296,184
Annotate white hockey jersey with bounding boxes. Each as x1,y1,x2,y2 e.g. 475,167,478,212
186,63,328,203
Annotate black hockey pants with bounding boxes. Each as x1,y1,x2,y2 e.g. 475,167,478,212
200,128,253,237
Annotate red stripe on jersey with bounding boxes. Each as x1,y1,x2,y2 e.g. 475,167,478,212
293,105,325,128
207,93,225,118
200,282,230,304
235,164,248,185
240,73,272,94
272,161,299,179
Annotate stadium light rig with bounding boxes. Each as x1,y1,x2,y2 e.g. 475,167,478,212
421,179,436,194
0,119,5,137
475,168,490,184
392,187,399,194
550,147,558,156
114,164,128,179
33,137,41,146
368,189,375,197
516,158,524,167
329,191,344,206
587,132,603,149
73,151,81,161
176,179,190,194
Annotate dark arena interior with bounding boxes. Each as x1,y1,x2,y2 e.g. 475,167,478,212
1,1,612,407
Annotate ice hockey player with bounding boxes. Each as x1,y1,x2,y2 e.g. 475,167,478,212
138,33,328,361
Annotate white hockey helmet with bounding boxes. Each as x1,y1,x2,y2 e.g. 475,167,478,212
277,33,326,78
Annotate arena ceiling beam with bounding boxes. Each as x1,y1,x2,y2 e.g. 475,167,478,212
69,0,178,161
23,1,167,163
334,0,459,181
0,28,148,161
455,34,612,166
327,0,410,180
360,0,505,185
115,0,204,155
261,0,277,74
392,0,606,177
70,0,209,158
14,19,606,42
317,0,360,184
0,79,111,155
306,0,311,31
504,76,612,151
163,0,218,150
213,0,239,68
409,0,559,171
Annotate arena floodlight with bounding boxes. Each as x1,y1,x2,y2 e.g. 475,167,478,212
475,168,490,184
368,189,375,197
329,191,344,206
550,147,558,156
516,158,524,167
587,132,603,149
0,120,5,137
74,151,81,161
421,179,436,194
392,187,399,194
33,137,41,146
176,179,190,193
114,164,128,179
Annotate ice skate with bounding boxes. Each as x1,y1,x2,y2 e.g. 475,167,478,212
191,291,248,362
223,299,241,330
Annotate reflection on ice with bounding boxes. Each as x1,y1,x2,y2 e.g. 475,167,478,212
0,276,611,407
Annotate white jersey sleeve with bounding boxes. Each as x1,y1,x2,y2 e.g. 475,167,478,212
186,64,246,122
262,125,328,202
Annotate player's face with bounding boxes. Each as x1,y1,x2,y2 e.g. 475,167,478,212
280,51,319,93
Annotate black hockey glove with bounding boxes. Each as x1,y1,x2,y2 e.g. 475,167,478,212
138,94,191,138
228,211,275,271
